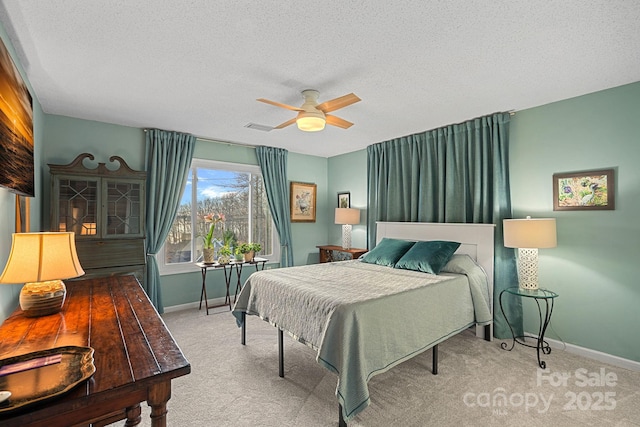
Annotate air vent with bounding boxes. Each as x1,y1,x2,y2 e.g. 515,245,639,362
244,123,274,132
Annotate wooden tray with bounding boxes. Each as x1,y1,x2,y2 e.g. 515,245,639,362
0,346,95,414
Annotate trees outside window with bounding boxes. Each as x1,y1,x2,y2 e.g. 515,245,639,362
159,159,278,273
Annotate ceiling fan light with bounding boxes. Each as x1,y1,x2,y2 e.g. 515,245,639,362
296,111,325,132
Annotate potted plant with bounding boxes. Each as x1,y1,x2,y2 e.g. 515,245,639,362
218,245,232,264
238,242,261,262
234,246,244,261
222,229,237,249
202,213,224,263
249,242,262,254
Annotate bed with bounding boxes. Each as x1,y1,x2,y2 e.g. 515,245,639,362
232,222,495,425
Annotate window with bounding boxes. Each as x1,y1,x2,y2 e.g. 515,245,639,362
158,159,279,274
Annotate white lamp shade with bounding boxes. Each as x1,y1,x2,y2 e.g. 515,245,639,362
335,208,360,225
0,232,85,284
503,218,557,249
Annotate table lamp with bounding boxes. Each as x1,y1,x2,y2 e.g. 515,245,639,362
503,217,556,290
334,208,360,249
0,232,85,317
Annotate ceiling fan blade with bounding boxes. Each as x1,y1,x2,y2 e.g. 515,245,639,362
274,117,298,129
316,93,361,113
257,98,303,112
325,114,354,129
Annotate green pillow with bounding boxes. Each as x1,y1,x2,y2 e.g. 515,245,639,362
360,238,415,267
394,240,461,275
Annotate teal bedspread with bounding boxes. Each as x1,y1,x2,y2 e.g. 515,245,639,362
232,257,491,421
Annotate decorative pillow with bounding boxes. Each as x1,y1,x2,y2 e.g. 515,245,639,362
360,238,415,267
394,240,461,275
440,254,479,274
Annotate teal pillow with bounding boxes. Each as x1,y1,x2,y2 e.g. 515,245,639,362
360,238,415,267
394,240,461,275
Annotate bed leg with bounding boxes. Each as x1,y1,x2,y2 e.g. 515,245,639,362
278,329,284,378
241,312,246,345
338,404,347,427
432,344,438,375
484,324,492,341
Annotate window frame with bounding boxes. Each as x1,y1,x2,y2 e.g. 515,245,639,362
157,158,280,276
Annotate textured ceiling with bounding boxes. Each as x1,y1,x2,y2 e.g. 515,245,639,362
1,1,639,157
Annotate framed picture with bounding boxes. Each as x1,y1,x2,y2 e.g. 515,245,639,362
553,169,615,211
290,181,317,222
0,36,34,197
337,191,350,208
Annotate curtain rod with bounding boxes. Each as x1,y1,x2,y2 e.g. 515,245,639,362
195,136,257,149
143,129,256,149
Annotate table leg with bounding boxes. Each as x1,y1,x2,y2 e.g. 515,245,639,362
223,265,232,309
499,290,517,351
199,267,209,315
233,263,243,303
148,381,171,427
535,298,554,369
124,403,142,426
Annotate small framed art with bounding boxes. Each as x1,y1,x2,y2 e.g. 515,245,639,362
290,181,317,222
337,191,350,208
552,168,615,211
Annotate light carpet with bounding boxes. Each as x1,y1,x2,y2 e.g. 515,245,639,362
119,307,640,426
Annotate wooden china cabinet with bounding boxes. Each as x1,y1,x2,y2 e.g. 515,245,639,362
49,153,147,284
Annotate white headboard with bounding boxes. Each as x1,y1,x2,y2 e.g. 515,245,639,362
376,221,496,295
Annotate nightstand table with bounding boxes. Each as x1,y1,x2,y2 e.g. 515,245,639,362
500,287,558,369
317,245,367,263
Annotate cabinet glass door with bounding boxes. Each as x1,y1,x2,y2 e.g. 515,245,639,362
105,180,143,236
58,178,98,236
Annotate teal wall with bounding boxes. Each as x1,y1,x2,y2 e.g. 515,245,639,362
41,115,146,230
509,82,640,362
327,150,368,249
2,17,637,362
0,25,43,320
288,152,329,264
36,116,331,308
326,82,640,363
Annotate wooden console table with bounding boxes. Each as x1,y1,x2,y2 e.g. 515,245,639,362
0,275,190,427
317,245,367,263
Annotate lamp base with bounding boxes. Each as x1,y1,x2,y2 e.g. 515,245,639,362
516,248,539,290
342,224,352,249
20,280,67,317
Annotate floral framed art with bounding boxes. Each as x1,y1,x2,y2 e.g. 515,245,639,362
290,181,317,222
552,168,615,211
337,191,350,208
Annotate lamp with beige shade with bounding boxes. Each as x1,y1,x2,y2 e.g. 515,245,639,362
0,232,84,317
334,208,360,250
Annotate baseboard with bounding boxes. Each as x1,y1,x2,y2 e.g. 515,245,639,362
543,336,640,372
164,297,230,314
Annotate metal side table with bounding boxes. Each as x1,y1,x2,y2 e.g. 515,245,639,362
500,287,558,369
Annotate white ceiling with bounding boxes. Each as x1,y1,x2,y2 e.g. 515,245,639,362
1,1,639,158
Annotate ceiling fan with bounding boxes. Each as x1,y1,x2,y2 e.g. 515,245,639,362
257,89,361,132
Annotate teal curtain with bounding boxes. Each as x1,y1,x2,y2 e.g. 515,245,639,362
366,112,520,338
145,129,196,313
256,146,294,267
